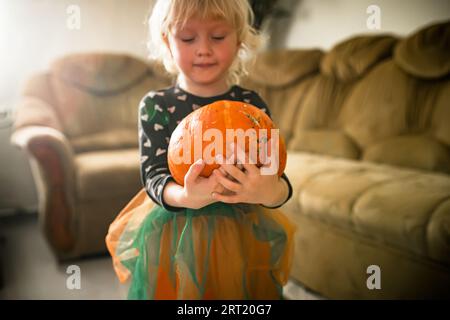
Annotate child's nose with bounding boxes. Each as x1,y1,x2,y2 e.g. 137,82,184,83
196,38,212,56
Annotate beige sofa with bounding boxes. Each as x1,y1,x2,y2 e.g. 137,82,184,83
12,21,449,298
242,21,450,299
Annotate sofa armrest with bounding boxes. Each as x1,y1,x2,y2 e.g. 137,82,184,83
11,126,76,255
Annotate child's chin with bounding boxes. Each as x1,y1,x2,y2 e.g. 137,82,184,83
192,77,223,85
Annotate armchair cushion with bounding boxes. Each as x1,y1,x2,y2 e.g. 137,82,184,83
51,53,154,94
71,129,138,153
75,148,141,201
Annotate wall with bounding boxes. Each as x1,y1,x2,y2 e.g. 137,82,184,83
0,115,37,213
284,0,450,49
0,0,153,107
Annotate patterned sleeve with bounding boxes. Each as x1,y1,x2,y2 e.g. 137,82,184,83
138,92,184,212
245,90,294,209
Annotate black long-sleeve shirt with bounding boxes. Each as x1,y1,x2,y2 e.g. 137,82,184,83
138,83,293,212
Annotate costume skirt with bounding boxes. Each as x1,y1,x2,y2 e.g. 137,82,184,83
106,189,295,300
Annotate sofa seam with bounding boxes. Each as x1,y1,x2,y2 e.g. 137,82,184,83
348,172,419,224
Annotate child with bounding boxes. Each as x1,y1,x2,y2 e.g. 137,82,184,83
106,0,295,300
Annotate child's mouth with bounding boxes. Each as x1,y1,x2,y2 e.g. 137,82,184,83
194,63,217,68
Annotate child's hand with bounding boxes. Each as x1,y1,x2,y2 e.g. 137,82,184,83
211,145,288,207
182,159,232,209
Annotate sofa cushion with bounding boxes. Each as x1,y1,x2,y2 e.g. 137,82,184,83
288,129,360,160
321,35,398,81
75,148,141,201
284,152,450,265
246,49,323,87
339,60,414,149
394,21,450,79
363,135,450,174
294,74,354,131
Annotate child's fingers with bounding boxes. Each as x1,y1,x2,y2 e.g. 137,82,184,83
211,191,240,204
213,169,242,193
213,182,225,194
232,142,259,175
259,135,281,176
185,158,205,185
212,180,235,196
216,154,246,183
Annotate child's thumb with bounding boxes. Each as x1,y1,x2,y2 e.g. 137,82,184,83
185,158,204,184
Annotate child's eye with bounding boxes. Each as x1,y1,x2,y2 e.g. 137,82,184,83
212,36,225,41
181,38,195,43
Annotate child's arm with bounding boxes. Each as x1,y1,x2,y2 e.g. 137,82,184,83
161,181,186,208
139,92,186,212
260,176,290,208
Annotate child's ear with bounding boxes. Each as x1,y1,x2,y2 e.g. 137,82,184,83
236,41,242,53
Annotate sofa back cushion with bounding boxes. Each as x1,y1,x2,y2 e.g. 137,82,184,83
321,35,398,81
269,22,449,175
339,60,413,148
363,135,450,174
289,130,360,159
241,49,323,145
338,22,450,174
287,35,398,159
394,21,450,79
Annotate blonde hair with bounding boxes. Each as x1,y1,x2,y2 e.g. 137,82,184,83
146,0,264,85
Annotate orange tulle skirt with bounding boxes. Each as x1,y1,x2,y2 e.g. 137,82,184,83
106,189,296,300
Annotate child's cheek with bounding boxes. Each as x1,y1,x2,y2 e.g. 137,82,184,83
174,47,193,69
218,43,238,64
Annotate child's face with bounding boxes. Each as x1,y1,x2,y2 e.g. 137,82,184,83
166,16,240,89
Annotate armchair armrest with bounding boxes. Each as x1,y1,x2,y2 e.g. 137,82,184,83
11,126,76,255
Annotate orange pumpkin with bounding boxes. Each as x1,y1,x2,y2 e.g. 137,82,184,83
168,100,287,186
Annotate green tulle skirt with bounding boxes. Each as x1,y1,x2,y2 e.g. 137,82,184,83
106,189,295,300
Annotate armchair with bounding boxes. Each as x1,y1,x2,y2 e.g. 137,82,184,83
11,53,172,260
